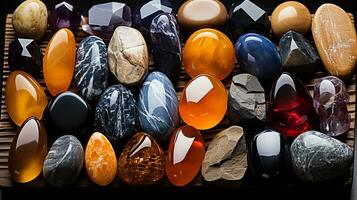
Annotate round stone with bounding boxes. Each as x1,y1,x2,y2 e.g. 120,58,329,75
48,0,81,31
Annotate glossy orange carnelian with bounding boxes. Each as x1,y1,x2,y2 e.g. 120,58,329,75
5,70,48,126
183,28,236,80
179,74,227,130
166,125,205,186
43,28,75,96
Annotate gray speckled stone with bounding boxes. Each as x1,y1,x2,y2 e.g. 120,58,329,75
75,36,108,102
138,71,179,143
43,135,84,187
95,84,137,147
290,131,353,182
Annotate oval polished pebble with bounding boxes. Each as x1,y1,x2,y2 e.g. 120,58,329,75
312,4,357,79
12,0,48,40
184,28,236,80
85,132,117,186
9,117,47,183
271,1,311,38
118,132,166,185
5,70,48,126
43,135,84,187
43,28,76,96
166,125,205,186
75,36,108,102
177,0,227,32
179,74,227,130
138,72,179,143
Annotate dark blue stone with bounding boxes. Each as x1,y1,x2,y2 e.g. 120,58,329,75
138,71,179,144
75,36,108,102
235,33,281,82
150,13,182,82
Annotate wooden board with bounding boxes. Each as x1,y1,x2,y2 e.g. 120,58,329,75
0,14,356,188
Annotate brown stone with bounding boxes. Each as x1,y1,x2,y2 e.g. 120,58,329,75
201,126,247,183
312,4,357,79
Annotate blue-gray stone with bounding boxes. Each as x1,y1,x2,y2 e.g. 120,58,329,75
43,135,84,187
138,71,179,143
290,131,353,182
75,36,108,102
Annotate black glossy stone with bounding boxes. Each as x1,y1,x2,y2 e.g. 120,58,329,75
150,13,181,82
249,129,289,179
8,38,42,77
226,0,270,40
95,84,137,147
279,31,320,78
43,135,84,187
48,0,81,31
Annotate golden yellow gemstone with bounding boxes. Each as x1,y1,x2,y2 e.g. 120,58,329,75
5,70,48,126
43,28,76,96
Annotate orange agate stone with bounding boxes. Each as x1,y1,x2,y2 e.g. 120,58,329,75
43,28,75,96
179,74,227,130
166,125,205,186
183,28,236,80
5,70,48,126
85,132,117,186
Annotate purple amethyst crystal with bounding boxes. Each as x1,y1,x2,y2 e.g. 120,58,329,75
48,0,81,31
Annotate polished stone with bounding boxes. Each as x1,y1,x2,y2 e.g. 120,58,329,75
48,0,80,31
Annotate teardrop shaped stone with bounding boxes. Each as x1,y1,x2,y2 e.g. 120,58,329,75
117,132,166,185
5,71,48,126
9,117,48,183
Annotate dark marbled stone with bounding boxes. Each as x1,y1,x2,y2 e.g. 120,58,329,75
48,0,80,31
150,13,182,82
43,135,84,187
290,131,353,182
8,38,42,77
138,72,179,144
75,36,108,102
95,84,137,147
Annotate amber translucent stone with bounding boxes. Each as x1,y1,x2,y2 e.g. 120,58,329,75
85,132,117,186
166,125,205,186
183,28,236,80
5,71,48,126
117,132,165,185
179,74,227,130
9,117,47,183
43,28,76,96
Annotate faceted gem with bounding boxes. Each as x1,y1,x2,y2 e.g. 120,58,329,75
179,74,227,130
43,135,84,187
138,72,179,144
117,132,166,185
5,71,48,126
312,4,357,79
228,74,266,125
184,28,235,80
291,131,353,182
279,31,319,78
313,76,351,136
81,2,132,41
177,0,227,33
8,38,42,77
150,13,182,82
12,0,48,40
202,126,247,182
249,129,289,179
226,0,270,39
166,125,204,186
43,28,76,96
271,1,311,38
108,26,148,86
235,33,281,82
9,117,47,183
48,0,80,31
95,85,137,147
43,91,92,138
268,73,318,137
85,132,117,186
75,36,108,102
